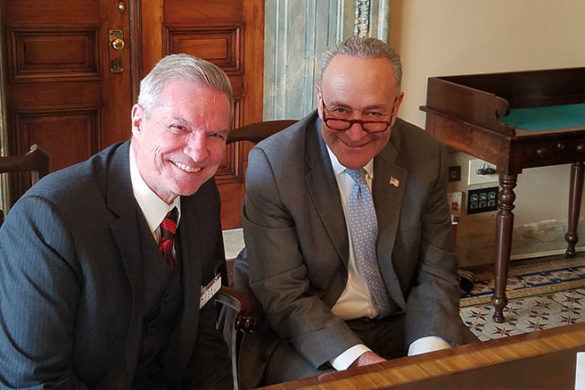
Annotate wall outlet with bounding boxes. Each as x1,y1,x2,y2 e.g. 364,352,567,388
468,158,498,186
447,191,463,217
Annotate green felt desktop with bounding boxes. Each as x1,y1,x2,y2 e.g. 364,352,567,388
501,103,585,131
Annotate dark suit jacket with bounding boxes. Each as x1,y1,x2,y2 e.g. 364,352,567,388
0,141,231,389
234,111,466,387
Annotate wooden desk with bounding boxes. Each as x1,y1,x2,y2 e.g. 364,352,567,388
420,67,585,323
263,322,585,389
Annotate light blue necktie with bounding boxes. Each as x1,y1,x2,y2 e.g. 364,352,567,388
346,168,392,318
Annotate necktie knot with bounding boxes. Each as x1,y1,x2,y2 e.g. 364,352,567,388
159,207,178,270
160,207,178,238
346,168,368,187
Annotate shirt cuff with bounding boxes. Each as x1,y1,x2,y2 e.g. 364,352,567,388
330,344,372,371
408,336,451,356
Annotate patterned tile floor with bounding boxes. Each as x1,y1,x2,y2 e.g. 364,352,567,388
459,256,585,341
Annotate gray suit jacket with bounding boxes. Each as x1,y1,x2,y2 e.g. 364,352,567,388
234,111,465,386
0,141,231,389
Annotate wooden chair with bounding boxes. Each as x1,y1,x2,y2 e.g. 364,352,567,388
0,144,50,226
225,119,297,144
215,119,296,390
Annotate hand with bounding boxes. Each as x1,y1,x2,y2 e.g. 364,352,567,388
349,351,386,369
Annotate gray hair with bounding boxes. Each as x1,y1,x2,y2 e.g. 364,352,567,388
320,36,402,91
138,53,233,120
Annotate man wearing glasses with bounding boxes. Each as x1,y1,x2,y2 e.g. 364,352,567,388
232,36,471,388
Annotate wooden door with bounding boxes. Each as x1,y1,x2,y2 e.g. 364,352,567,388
1,0,264,228
0,0,133,191
140,0,264,229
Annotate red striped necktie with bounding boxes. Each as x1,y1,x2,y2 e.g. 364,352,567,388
158,207,178,271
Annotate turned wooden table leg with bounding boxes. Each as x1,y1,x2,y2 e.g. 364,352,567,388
493,173,517,323
566,162,584,258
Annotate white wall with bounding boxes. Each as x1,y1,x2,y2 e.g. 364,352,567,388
389,0,585,265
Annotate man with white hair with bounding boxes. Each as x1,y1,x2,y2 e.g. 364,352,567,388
0,54,233,388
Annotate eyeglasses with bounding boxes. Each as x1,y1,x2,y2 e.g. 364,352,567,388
321,97,398,133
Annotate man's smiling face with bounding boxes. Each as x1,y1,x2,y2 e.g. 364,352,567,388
131,78,231,204
317,54,403,169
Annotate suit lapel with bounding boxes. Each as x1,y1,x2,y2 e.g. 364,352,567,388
106,141,145,378
304,116,349,266
373,138,407,309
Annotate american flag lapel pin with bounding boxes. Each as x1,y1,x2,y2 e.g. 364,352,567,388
389,176,400,187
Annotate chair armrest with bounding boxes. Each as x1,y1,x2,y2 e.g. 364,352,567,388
216,286,261,333
215,286,262,390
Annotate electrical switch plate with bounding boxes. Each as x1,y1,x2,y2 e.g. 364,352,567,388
467,187,499,214
468,159,498,186
448,165,461,182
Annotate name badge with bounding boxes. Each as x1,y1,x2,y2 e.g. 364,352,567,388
200,273,222,308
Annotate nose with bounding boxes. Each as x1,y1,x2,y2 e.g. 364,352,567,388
345,121,368,140
183,131,209,162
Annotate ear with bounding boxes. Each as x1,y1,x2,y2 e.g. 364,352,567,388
315,83,323,118
131,104,144,137
390,92,405,127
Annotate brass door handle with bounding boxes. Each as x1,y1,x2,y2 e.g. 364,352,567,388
111,38,125,51
109,30,124,73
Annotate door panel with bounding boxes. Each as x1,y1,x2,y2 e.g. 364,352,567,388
17,110,98,171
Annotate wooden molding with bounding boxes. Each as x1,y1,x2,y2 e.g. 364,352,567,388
7,26,100,81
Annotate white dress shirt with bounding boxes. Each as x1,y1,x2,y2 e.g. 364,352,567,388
325,146,449,370
129,147,181,240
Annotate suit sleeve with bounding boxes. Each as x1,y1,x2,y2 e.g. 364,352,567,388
0,196,88,389
183,301,232,389
403,144,464,347
242,147,362,369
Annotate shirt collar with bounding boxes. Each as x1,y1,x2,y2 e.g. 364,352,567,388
129,146,181,233
326,144,374,180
